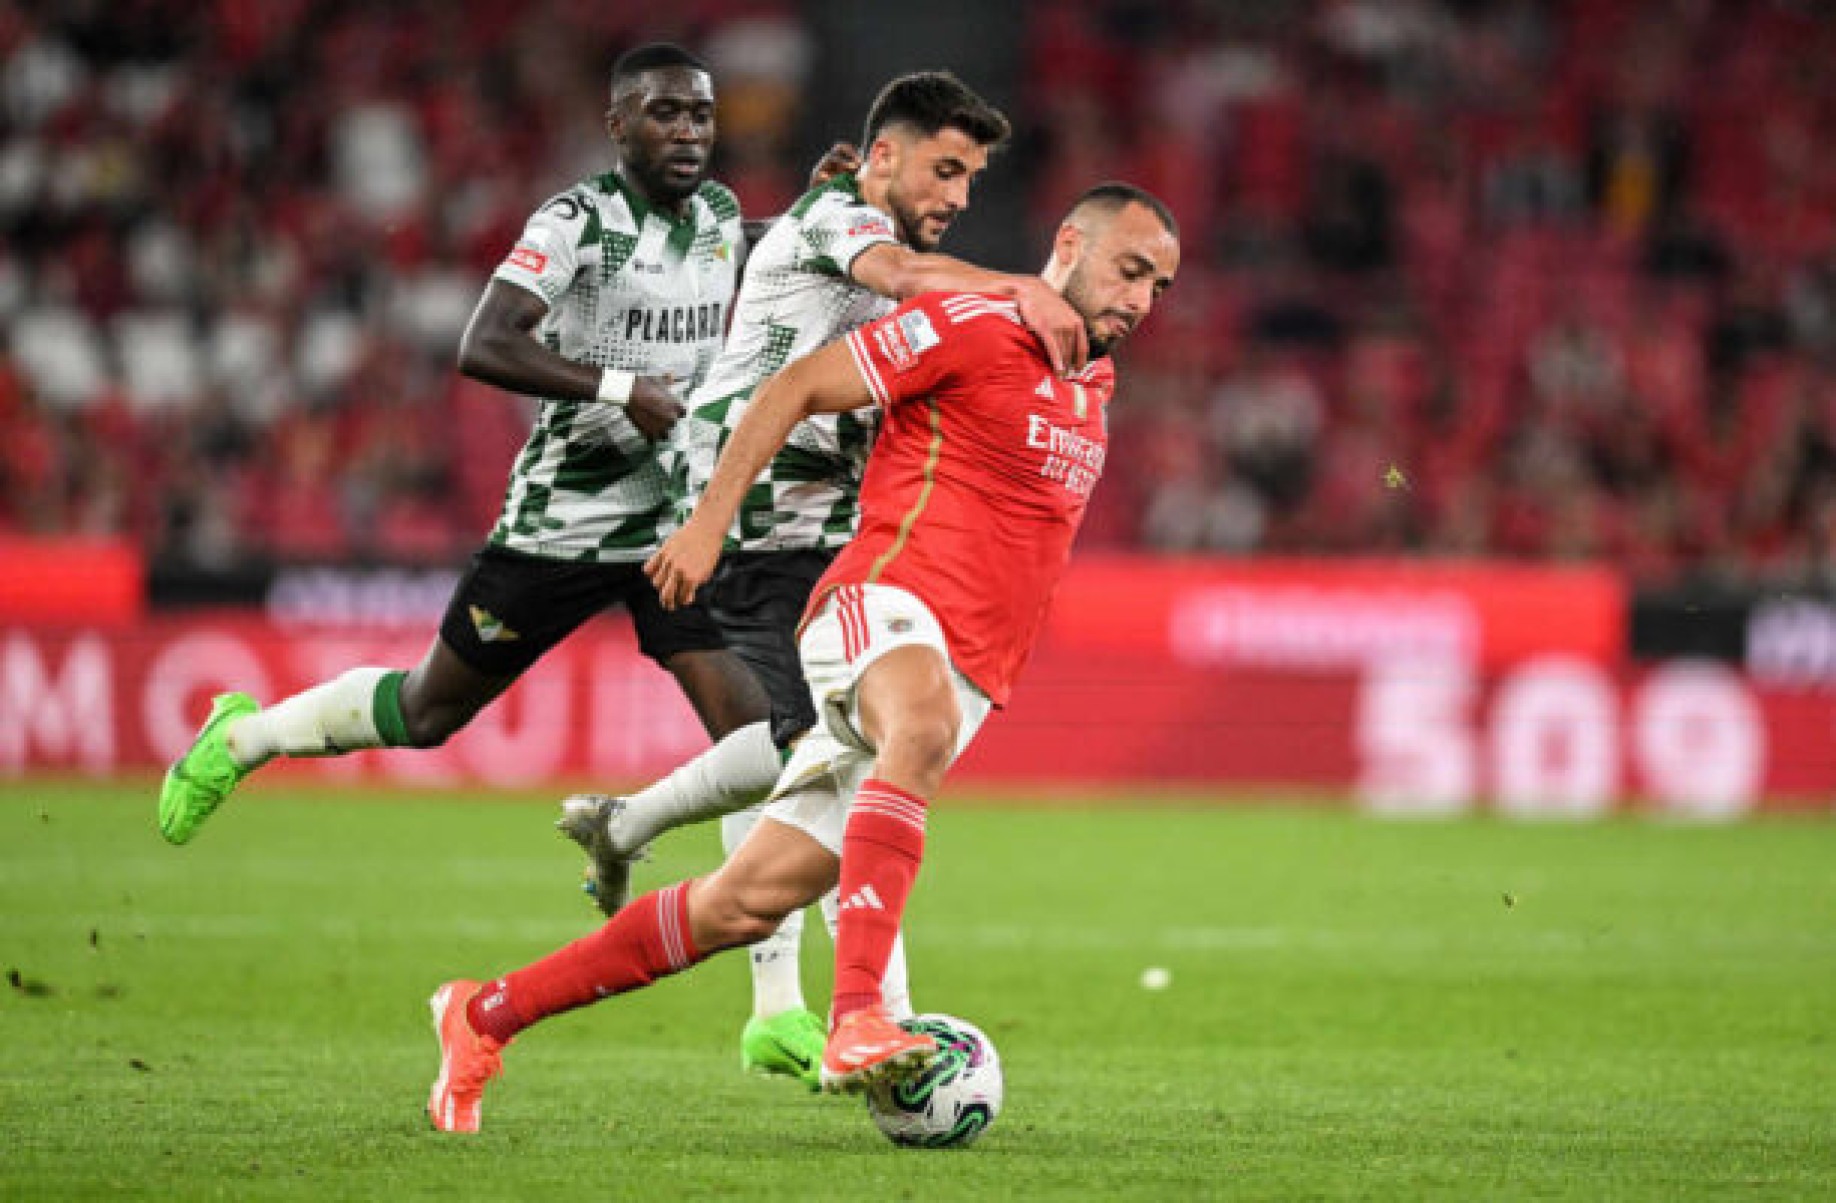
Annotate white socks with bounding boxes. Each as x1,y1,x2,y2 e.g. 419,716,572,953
224,667,394,770
726,806,809,1017
614,721,783,851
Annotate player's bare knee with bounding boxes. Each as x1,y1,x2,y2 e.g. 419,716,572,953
878,710,958,779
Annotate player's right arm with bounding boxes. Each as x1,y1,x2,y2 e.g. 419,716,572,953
647,338,874,608
458,191,683,440
848,244,1088,377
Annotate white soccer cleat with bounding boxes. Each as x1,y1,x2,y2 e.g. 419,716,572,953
555,794,649,917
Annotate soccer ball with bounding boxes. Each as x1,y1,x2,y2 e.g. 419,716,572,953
864,1013,1003,1149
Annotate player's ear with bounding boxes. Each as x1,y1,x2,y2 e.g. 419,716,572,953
1051,222,1084,272
865,134,900,178
606,95,637,146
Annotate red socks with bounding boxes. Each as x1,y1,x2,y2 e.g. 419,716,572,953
463,778,930,1044
832,779,928,1021
468,881,701,1043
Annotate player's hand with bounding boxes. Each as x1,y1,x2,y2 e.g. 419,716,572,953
645,521,723,610
809,142,862,188
626,375,686,440
1008,277,1089,377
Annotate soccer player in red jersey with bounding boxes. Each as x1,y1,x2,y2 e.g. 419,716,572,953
425,183,1178,1129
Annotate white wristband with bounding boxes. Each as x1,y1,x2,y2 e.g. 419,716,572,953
597,369,636,406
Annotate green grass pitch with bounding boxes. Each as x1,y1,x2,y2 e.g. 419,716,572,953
3,780,1832,1200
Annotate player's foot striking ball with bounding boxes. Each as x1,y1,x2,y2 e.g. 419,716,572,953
820,1004,938,1094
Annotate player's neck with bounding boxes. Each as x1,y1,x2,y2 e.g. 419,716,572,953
612,162,691,221
858,175,901,238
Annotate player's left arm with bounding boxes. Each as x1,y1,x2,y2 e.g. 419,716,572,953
646,339,873,608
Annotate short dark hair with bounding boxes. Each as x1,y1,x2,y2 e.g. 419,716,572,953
1068,182,1179,240
861,71,1011,150
610,43,709,102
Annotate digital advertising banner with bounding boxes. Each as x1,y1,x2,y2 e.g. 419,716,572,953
5,555,1833,814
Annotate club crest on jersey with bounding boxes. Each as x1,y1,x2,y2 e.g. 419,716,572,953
468,606,520,644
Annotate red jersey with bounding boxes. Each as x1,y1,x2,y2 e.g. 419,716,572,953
815,290,1117,705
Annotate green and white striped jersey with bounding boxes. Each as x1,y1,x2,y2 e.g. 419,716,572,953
487,171,743,561
680,173,898,551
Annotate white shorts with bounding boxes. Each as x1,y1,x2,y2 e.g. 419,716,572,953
761,584,992,855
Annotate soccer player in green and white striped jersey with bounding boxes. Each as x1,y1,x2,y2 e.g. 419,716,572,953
556,71,1090,1086
158,44,828,962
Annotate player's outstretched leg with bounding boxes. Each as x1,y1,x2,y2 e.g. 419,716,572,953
427,979,508,1133
555,722,783,914
158,666,416,845
157,692,261,844
555,794,649,916
424,879,720,1132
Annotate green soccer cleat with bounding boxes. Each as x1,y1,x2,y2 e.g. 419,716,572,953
157,692,260,845
741,1007,826,1092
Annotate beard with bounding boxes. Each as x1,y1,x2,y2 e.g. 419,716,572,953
886,181,947,252
1062,261,1122,358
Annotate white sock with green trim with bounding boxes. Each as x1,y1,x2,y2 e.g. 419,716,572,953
224,667,402,770
613,722,783,851
725,805,809,1017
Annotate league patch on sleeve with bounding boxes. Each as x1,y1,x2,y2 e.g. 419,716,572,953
506,244,549,274
872,310,941,374
897,310,939,354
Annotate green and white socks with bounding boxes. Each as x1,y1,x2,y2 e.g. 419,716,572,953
223,667,411,771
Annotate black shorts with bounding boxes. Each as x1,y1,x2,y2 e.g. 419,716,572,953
703,548,837,746
438,544,726,678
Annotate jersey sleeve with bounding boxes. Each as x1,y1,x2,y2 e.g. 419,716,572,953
491,189,592,306
801,195,899,279
843,292,1005,408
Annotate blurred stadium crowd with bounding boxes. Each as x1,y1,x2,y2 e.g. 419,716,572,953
4,0,1835,586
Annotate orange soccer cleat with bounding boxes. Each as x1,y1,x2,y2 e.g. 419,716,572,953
426,980,507,1133
819,1004,937,1095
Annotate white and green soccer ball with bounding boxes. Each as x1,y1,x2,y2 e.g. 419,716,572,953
864,1013,1003,1149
